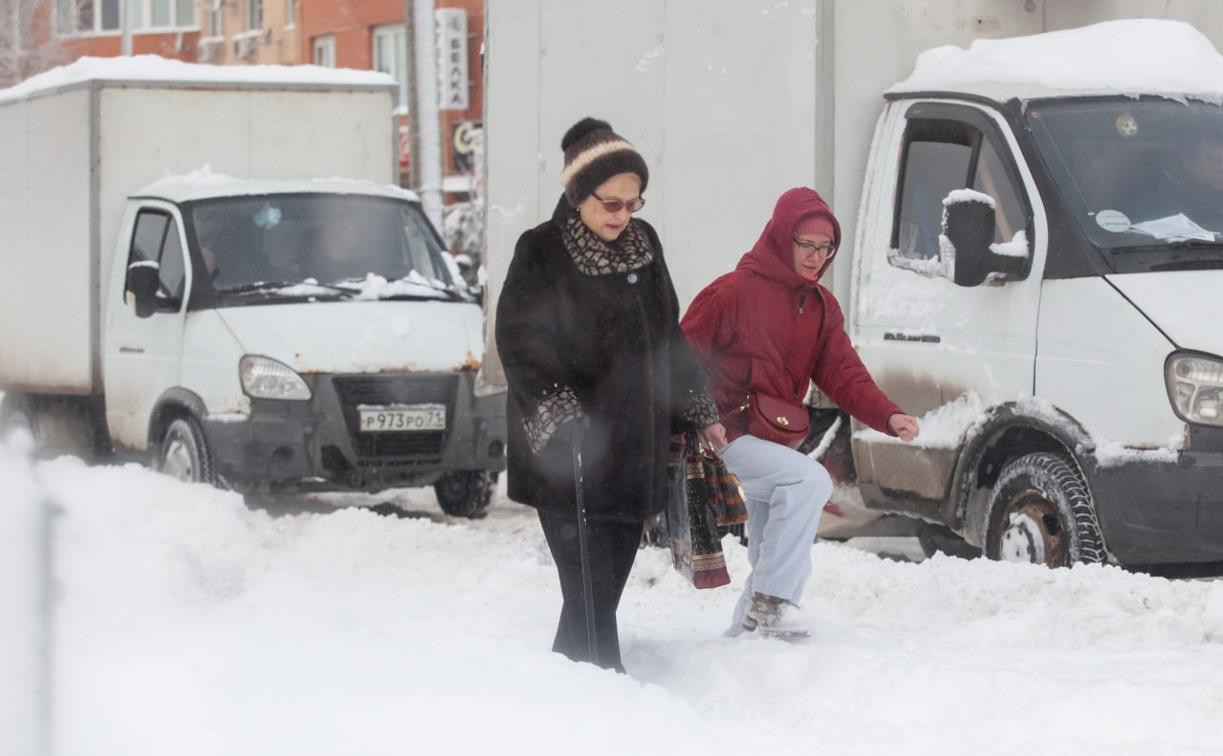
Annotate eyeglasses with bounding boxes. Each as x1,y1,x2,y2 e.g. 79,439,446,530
591,192,646,214
792,236,835,256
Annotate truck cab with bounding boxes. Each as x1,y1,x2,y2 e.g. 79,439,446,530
98,175,506,515
849,76,1223,568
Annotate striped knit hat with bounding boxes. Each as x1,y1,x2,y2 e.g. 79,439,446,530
560,117,649,207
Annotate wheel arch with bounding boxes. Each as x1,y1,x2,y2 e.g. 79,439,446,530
948,401,1095,548
148,388,209,451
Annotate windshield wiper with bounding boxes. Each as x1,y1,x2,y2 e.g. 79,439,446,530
219,281,360,296
1111,239,1223,253
369,275,470,302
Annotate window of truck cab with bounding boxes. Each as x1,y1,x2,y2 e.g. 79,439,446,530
890,102,1033,277
126,209,187,309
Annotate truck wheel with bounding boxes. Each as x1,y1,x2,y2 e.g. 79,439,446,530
434,470,496,519
984,452,1105,567
159,417,215,485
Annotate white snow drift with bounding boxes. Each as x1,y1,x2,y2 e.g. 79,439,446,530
2,442,1221,755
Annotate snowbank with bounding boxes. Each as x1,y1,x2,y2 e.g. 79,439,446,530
0,437,45,753
2,443,1220,755
891,19,1223,103
0,55,394,103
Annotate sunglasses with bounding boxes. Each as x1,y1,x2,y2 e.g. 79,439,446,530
591,192,646,214
792,236,835,256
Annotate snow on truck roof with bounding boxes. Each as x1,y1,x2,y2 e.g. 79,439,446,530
888,19,1223,104
0,54,395,104
135,167,421,204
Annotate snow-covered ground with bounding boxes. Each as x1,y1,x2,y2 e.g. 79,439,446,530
3,441,1222,756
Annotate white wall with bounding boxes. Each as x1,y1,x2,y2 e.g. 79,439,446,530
0,88,95,394
484,0,820,383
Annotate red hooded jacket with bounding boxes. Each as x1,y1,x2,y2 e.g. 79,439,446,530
681,187,902,442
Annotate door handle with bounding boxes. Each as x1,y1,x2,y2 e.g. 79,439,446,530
118,346,145,354
883,332,941,344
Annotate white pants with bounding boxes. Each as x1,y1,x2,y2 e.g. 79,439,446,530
717,434,833,631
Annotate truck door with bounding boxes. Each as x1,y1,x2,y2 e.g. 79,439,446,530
102,204,192,451
851,101,1044,516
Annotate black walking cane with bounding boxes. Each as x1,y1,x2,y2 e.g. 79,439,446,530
569,422,599,667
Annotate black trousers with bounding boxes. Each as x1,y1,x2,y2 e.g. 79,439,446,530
537,508,643,672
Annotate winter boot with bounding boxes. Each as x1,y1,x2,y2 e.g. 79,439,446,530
741,592,810,640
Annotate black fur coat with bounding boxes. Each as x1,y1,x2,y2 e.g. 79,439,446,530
495,196,717,522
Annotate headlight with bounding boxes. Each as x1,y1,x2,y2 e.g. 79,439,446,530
1165,352,1223,428
240,355,311,401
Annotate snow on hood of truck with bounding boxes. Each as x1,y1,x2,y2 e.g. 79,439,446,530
133,166,421,204
215,300,485,375
0,54,395,104
888,19,1223,104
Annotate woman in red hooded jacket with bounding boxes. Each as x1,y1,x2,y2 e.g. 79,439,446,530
681,187,919,638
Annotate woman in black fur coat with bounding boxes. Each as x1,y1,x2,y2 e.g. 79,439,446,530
495,118,726,672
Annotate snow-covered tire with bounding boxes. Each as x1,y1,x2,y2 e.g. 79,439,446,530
158,416,215,485
434,470,496,519
984,452,1105,567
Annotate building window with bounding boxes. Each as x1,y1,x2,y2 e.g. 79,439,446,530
148,0,194,29
313,35,336,67
101,0,120,30
56,0,121,34
208,0,223,36
248,0,263,30
150,0,170,27
285,0,297,29
58,0,195,35
372,24,407,108
175,0,194,28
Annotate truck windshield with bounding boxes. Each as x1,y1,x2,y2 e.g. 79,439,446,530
188,194,462,302
1026,98,1223,262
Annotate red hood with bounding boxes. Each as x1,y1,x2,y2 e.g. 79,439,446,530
736,187,841,289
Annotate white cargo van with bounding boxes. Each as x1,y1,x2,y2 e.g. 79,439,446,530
0,59,506,517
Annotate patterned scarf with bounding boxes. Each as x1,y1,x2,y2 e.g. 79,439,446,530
560,211,654,276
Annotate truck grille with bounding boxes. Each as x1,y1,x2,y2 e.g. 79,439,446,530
332,374,458,463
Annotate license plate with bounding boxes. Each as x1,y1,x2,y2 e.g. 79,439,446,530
357,404,446,432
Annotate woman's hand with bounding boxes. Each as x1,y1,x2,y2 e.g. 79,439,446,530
888,413,920,442
698,422,729,452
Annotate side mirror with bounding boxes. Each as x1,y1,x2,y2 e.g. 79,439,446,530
941,194,996,287
127,262,160,318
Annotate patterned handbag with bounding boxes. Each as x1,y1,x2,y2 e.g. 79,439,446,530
664,434,736,589
700,446,748,527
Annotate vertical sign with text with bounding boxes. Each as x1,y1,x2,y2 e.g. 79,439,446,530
435,8,469,111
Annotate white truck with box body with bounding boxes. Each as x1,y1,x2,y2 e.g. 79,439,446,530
484,2,1223,566
0,59,507,517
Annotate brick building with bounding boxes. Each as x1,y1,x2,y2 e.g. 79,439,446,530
38,0,205,63
24,1,483,196
299,0,484,194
